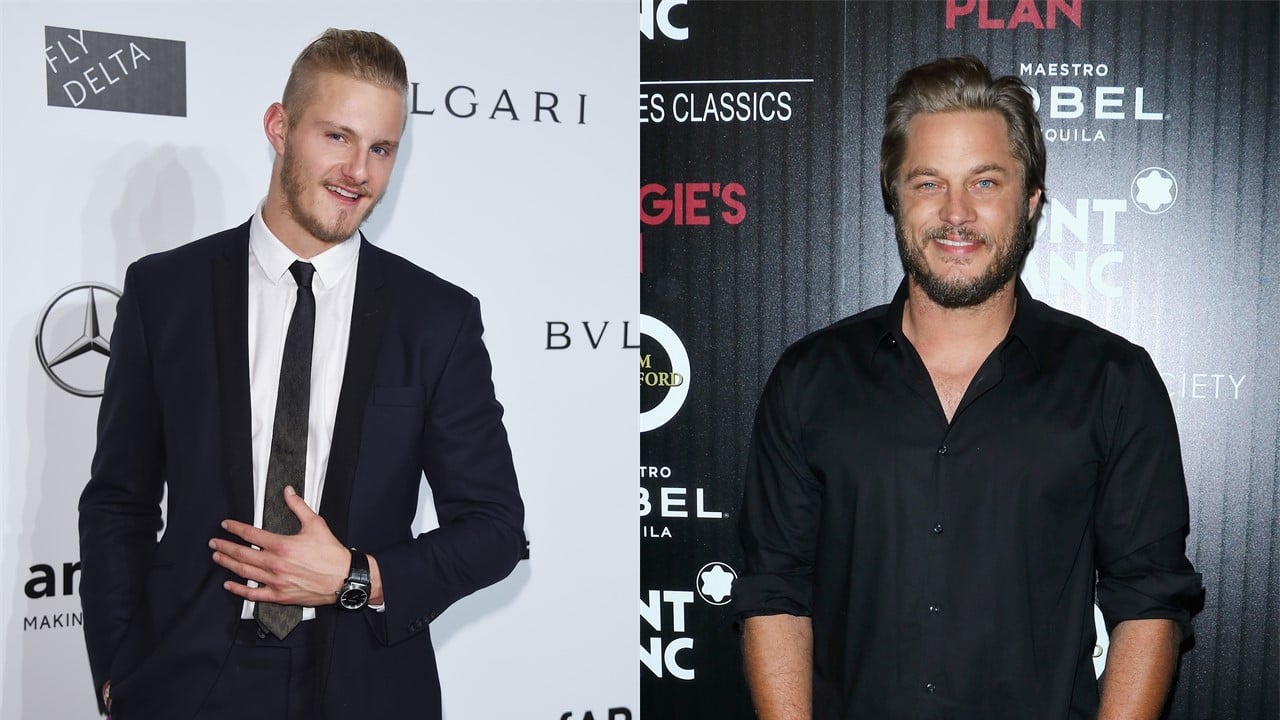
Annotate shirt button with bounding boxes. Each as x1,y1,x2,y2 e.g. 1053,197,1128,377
933,523,943,534
928,604,940,613
925,683,937,693
938,445,948,455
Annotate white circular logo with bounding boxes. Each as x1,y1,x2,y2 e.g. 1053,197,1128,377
695,561,737,605
639,313,691,433
1130,167,1178,214
34,283,120,397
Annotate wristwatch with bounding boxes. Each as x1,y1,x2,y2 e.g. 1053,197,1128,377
337,549,371,610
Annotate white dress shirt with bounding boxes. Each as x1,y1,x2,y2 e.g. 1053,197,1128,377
240,204,359,620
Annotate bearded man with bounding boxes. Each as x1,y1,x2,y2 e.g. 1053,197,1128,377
79,29,524,720
735,55,1201,720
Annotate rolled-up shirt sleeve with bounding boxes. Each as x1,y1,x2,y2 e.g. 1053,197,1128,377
735,351,823,622
1094,348,1204,639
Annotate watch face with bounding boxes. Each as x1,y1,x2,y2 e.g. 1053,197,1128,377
339,586,369,610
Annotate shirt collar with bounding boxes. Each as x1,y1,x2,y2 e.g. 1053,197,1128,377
871,279,911,362
249,201,360,289
1006,279,1047,370
873,277,1046,370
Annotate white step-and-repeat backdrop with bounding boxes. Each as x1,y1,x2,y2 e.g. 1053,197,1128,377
1,2,638,718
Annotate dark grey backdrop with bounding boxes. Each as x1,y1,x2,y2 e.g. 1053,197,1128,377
640,1,1279,718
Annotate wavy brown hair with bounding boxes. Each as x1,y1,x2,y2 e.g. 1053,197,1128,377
879,55,1046,225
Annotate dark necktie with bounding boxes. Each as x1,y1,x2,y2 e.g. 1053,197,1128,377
255,260,316,639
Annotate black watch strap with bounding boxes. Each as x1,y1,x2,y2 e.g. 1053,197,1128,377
337,549,372,611
347,548,370,584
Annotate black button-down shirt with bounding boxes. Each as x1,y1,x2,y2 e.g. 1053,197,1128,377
736,280,1202,720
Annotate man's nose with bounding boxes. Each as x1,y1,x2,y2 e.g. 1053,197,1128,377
940,186,976,227
341,148,369,186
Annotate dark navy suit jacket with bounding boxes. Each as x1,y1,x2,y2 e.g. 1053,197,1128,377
79,220,525,718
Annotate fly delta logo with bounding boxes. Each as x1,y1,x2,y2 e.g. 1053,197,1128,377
35,283,120,398
44,27,186,116
1021,167,1178,299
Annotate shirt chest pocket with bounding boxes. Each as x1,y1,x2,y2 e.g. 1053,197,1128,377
363,385,428,460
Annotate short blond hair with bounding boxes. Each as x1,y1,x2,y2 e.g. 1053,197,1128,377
281,28,408,124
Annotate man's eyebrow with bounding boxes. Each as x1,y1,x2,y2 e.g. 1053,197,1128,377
905,167,941,181
969,162,1010,176
905,163,1010,181
321,121,400,149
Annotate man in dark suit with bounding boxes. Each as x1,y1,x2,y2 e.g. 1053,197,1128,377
78,28,524,719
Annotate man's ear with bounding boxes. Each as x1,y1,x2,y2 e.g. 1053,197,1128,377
1026,187,1043,217
264,102,288,156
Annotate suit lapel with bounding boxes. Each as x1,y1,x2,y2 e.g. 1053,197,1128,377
212,222,255,525
314,235,389,710
213,224,389,706
319,235,390,542
217,227,389,532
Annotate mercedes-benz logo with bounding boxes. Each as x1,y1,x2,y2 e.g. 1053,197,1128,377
34,282,121,397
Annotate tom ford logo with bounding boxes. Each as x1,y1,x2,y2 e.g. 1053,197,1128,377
44,26,186,116
639,314,689,433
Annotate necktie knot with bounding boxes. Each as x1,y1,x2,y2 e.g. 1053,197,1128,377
289,260,316,290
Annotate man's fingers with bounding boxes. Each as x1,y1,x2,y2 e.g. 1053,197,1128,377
209,538,264,567
284,485,319,525
221,579,285,603
220,519,274,548
210,500,344,608
214,549,295,604
220,579,256,600
211,547,274,585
